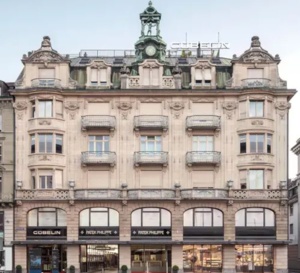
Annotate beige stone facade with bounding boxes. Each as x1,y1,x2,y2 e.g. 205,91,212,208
11,3,295,273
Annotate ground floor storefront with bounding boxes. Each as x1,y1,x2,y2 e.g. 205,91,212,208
13,243,288,273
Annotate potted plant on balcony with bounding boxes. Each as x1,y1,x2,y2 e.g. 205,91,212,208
16,265,22,273
172,265,179,273
121,265,128,273
69,265,75,273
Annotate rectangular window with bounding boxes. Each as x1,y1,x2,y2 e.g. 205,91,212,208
250,134,264,153
31,135,35,153
56,135,63,154
290,224,294,235
31,101,36,118
240,134,246,153
267,134,272,153
290,205,294,216
55,101,63,118
0,250,5,267
247,210,264,226
39,134,53,153
193,136,213,151
0,212,4,237
249,101,264,117
39,100,53,118
249,170,264,189
33,134,63,154
32,172,36,189
0,114,2,131
140,136,161,151
91,69,98,85
0,176,2,197
88,136,110,152
39,175,53,189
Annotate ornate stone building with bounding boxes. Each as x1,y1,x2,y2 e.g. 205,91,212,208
12,2,295,273
0,80,14,273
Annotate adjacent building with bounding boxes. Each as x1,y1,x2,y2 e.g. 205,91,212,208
11,2,295,273
289,141,300,273
0,80,14,273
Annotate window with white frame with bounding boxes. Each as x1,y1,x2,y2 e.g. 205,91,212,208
235,208,275,227
31,99,63,118
90,68,107,86
131,208,171,227
0,176,2,197
140,136,162,152
239,133,272,154
239,169,267,189
28,208,66,227
249,101,264,117
184,208,223,227
0,114,2,131
31,169,63,189
193,136,213,151
39,100,53,117
89,136,110,152
195,68,212,87
80,208,119,227
30,133,63,154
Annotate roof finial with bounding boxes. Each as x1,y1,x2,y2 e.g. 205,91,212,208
149,1,152,6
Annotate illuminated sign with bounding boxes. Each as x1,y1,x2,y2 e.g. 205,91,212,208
171,42,230,50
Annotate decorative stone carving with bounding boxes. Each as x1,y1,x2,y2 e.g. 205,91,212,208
222,101,237,119
117,101,133,120
38,120,52,125
90,60,109,69
29,51,65,63
275,101,291,120
64,101,81,119
242,51,273,63
39,155,51,161
251,155,263,161
139,98,163,103
13,101,28,111
225,77,233,88
251,120,264,126
169,101,184,119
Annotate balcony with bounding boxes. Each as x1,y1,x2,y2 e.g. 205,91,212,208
81,151,116,166
127,189,175,199
186,151,221,166
186,115,221,131
31,78,61,88
134,151,168,166
16,189,69,200
230,189,287,200
81,116,116,131
241,78,271,89
134,116,168,131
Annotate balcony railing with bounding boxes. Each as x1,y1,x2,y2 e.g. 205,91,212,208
75,189,121,199
81,151,116,166
186,151,221,166
16,190,69,200
31,78,61,88
230,189,287,200
81,116,116,131
241,78,271,88
181,189,228,199
134,151,168,166
134,116,168,131
127,189,175,199
186,115,221,130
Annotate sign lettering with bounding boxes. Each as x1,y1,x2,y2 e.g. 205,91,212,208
170,42,230,50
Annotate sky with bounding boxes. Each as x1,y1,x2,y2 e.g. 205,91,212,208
0,0,300,178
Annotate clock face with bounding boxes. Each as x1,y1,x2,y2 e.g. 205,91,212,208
145,45,156,57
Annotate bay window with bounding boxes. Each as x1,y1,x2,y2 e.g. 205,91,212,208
239,133,272,154
30,133,63,154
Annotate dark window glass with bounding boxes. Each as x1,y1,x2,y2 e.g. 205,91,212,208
240,135,246,153
267,134,272,153
290,224,294,234
31,135,35,153
56,135,63,154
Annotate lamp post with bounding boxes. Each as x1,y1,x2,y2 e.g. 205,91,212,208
227,180,234,190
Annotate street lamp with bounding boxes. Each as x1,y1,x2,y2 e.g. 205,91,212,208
69,180,75,189
227,180,234,189
16,181,23,189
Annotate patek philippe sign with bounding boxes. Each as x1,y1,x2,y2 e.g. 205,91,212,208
79,227,119,238
170,42,230,50
27,227,67,239
131,228,172,237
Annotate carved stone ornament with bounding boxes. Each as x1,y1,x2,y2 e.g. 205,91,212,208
117,101,133,120
169,101,184,119
13,101,28,111
39,120,52,125
64,101,81,119
251,155,263,161
139,98,164,103
251,120,264,126
141,60,161,68
242,51,273,63
89,60,109,69
222,101,237,120
275,101,291,120
39,155,51,161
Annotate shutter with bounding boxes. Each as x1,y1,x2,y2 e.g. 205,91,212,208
204,68,212,80
91,69,98,82
39,69,55,79
99,68,107,82
195,69,202,80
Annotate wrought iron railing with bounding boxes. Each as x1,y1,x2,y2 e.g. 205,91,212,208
186,115,221,130
186,151,221,166
134,151,168,166
81,116,116,130
31,78,61,88
241,78,271,88
81,151,116,166
134,116,168,131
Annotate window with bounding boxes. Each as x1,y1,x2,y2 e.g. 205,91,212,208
0,176,2,197
184,208,223,227
249,101,264,117
240,135,246,153
31,133,63,154
193,136,213,151
31,100,63,118
89,136,109,152
267,134,272,153
250,134,264,153
249,170,264,189
28,208,66,227
39,100,53,117
39,175,53,189
90,68,107,86
80,208,119,227
195,68,212,87
32,169,62,189
140,136,161,151
0,212,3,237
235,208,275,227
0,114,2,131
290,205,294,216
290,224,294,235
131,208,171,227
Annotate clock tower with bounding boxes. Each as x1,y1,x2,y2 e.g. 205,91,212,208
134,1,167,63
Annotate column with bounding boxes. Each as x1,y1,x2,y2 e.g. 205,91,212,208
120,245,131,271
67,245,80,273
274,245,288,273
222,245,236,273
15,245,27,272
171,245,183,272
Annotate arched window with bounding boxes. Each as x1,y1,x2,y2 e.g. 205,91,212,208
131,208,171,227
235,208,275,227
80,208,119,227
28,208,66,227
184,208,223,227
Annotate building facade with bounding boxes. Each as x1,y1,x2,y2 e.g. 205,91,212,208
0,80,14,273
12,2,295,273
289,141,300,273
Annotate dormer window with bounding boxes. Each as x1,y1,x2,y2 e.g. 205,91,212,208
194,68,212,87
38,68,55,87
90,68,107,86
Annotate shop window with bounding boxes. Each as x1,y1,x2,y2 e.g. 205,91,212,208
184,208,223,227
249,101,264,117
80,208,119,227
141,136,162,151
131,208,171,227
89,135,110,152
235,208,275,227
28,208,66,227
30,133,63,154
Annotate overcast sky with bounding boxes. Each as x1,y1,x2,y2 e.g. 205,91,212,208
1,0,299,178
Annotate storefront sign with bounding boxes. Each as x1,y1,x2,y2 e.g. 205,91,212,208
27,227,67,239
170,42,230,50
131,228,171,236
79,227,119,238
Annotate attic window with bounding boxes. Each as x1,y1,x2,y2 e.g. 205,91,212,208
195,68,212,87
90,68,107,86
